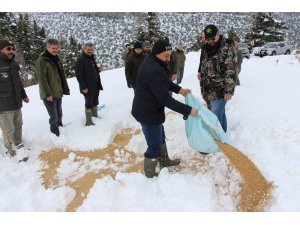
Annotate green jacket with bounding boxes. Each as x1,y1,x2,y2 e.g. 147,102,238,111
175,49,186,68
35,51,70,99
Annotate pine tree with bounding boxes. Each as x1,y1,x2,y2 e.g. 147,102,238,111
60,36,82,78
0,12,13,38
246,12,288,47
136,12,168,43
227,27,240,42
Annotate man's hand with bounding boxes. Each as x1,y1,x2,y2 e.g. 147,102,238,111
197,72,202,81
224,93,232,101
190,108,199,117
99,64,104,72
171,74,177,81
179,88,191,97
23,97,29,103
46,96,53,102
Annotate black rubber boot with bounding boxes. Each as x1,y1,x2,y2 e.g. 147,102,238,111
144,157,159,178
92,107,98,118
85,108,95,126
159,143,180,169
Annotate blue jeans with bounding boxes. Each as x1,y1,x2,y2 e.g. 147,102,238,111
43,97,62,133
210,99,227,132
141,123,165,158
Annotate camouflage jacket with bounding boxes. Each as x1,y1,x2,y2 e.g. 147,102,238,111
199,37,237,102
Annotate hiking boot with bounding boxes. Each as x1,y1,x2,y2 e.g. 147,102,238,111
6,148,16,158
51,128,60,137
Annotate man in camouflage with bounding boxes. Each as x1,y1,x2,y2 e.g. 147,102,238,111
197,24,237,132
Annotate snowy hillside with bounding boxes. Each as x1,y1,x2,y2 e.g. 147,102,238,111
1,52,300,215
25,12,300,69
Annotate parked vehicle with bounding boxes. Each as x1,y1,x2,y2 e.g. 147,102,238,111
256,42,292,57
238,43,250,59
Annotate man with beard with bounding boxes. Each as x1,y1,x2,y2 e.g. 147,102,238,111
197,25,237,132
0,39,29,159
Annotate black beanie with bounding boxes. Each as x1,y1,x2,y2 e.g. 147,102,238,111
151,39,172,55
134,41,143,49
204,24,218,40
0,39,14,49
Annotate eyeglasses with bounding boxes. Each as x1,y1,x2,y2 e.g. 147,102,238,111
5,47,16,52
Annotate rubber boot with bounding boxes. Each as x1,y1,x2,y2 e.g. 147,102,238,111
85,108,95,126
159,143,180,169
144,157,159,178
92,107,98,118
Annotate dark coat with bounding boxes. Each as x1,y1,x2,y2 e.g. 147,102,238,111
0,54,27,112
131,54,191,125
35,50,70,99
75,52,103,94
175,49,186,68
168,51,177,78
125,51,145,87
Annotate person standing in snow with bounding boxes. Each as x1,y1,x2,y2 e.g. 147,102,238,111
197,25,237,132
125,41,145,91
0,39,29,157
175,42,186,84
234,40,243,86
132,39,199,178
35,39,70,137
75,41,104,126
142,40,152,56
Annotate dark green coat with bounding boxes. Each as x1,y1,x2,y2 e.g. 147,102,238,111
35,51,70,99
0,54,27,112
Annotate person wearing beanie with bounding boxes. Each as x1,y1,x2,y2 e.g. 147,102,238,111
142,40,151,55
125,41,145,90
131,39,199,178
0,39,30,159
35,39,70,137
197,24,237,133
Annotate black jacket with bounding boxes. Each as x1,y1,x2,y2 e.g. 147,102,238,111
125,51,145,87
75,52,103,94
131,54,191,125
0,54,27,112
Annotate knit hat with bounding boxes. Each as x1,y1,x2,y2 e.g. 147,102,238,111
204,24,218,40
142,41,151,48
133,41,143,49
151,39,172,55
0,39,14,49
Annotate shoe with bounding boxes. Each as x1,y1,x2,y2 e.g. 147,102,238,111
15,147,29,162
15,143,24,149
58,122,63,127
6,148,16,157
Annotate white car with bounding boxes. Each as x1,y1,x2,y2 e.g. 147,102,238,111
257,42,292,57
238,43,250,59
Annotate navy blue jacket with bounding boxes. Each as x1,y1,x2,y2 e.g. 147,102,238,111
75,52,103,94
132,54,191,125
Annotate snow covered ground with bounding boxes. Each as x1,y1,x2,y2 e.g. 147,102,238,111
1,52,300,223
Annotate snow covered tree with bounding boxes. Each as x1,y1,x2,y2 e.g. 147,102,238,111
0,12,14,38
59,36,82,78
227,27,240,42
136,12,168,43
246,12,288,47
